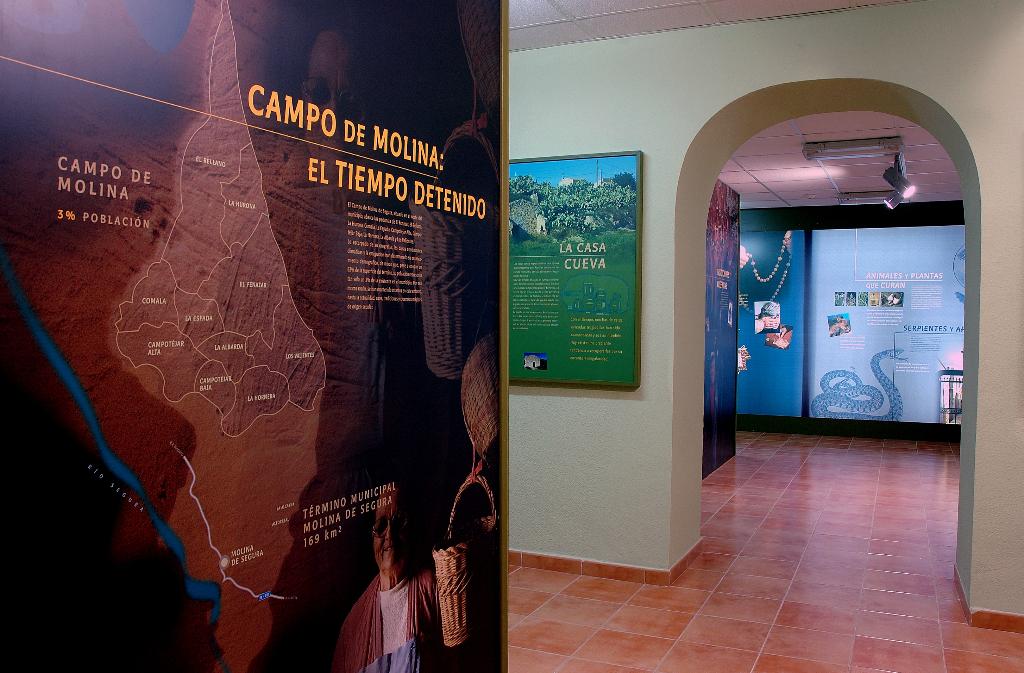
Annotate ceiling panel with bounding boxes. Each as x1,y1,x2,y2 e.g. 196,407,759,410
782,196,842,207
824,162,894,178
733,136,804,157
510,0,568,27
734,154,814,171
794,111,899,134
718,111,961,209
510,0,917,51
907,158,956,173
897,126,944,145
719,170,760,184
551,0,666,19
749,167,831,183
573,2,713,38
910,172,961,186
510,21,590,50
774,189,842,200
761,180,838,193
754,121,801,138
704,0,850,23
742,198,788,208
903,144,952,161
913,182,962,193
832,176,892,191
730,183,774,195
889,116,921,129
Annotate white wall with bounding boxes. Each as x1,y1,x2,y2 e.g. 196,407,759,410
509,0,1024,614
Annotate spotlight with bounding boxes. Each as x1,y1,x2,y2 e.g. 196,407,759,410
883,166,915,198
883,154,916,199
884,191,902,209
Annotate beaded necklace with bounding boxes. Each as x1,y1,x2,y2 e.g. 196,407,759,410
741,232,792,311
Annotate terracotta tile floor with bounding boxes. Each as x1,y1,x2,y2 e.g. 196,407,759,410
508,433,1024,673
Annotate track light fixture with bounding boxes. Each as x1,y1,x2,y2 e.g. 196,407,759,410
883,153,916,199
838,190,895,205
802,136,903,161
883,191,902,209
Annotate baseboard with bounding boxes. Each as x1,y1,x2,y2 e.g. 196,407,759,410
669,540,704,584
737,414,962,442
971,609,1024,634
509,540,703,587
954,565,1024,634
953,565,970,622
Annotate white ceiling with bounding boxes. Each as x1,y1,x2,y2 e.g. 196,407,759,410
509,2,961,209
510,0,920,51
718,111,961,208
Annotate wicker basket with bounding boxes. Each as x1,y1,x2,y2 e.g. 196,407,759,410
443,118,497,180
417,121,497,380
461,333,498,464
457,0,500,117
417,204,469,380
432,473,496,647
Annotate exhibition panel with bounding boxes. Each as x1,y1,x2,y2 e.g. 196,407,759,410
508,152,641,387
0,1,504,671
738,223,965,425
702,181,739,477
808,225,965,425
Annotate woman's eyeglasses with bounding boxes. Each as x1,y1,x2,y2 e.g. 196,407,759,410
371,512,408,537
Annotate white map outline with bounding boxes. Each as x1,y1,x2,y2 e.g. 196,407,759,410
114,0,327,438
173,443,296,602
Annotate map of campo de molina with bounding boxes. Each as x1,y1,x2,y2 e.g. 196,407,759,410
115,3,325,437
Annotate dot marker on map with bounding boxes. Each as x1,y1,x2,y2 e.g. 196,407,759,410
220,556,230,569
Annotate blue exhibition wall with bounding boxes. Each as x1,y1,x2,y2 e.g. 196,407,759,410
736,205,965,426
807,226,965,424
736,230,806,417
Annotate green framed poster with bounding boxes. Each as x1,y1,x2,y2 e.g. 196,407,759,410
509,151,642,387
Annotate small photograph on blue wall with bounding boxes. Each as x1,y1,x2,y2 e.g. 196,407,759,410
754,300,782,334
827,313,852,337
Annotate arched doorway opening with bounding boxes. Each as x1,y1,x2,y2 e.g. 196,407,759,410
672,79,981,603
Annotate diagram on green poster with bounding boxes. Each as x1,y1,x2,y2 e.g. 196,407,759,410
563,275,629,316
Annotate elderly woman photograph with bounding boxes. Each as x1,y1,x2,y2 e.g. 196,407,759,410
331,487,441,673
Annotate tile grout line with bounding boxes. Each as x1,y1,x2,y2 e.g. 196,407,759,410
650,553,734,671
547,578,647,672
647,434,781,672
897,439,946,673
674,433,831,670
917,437,953,673
743,434,840,673
850,436,885,670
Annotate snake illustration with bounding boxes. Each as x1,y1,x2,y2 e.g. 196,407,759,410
810,349,905,420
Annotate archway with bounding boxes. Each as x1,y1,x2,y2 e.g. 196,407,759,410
671,78,981,602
